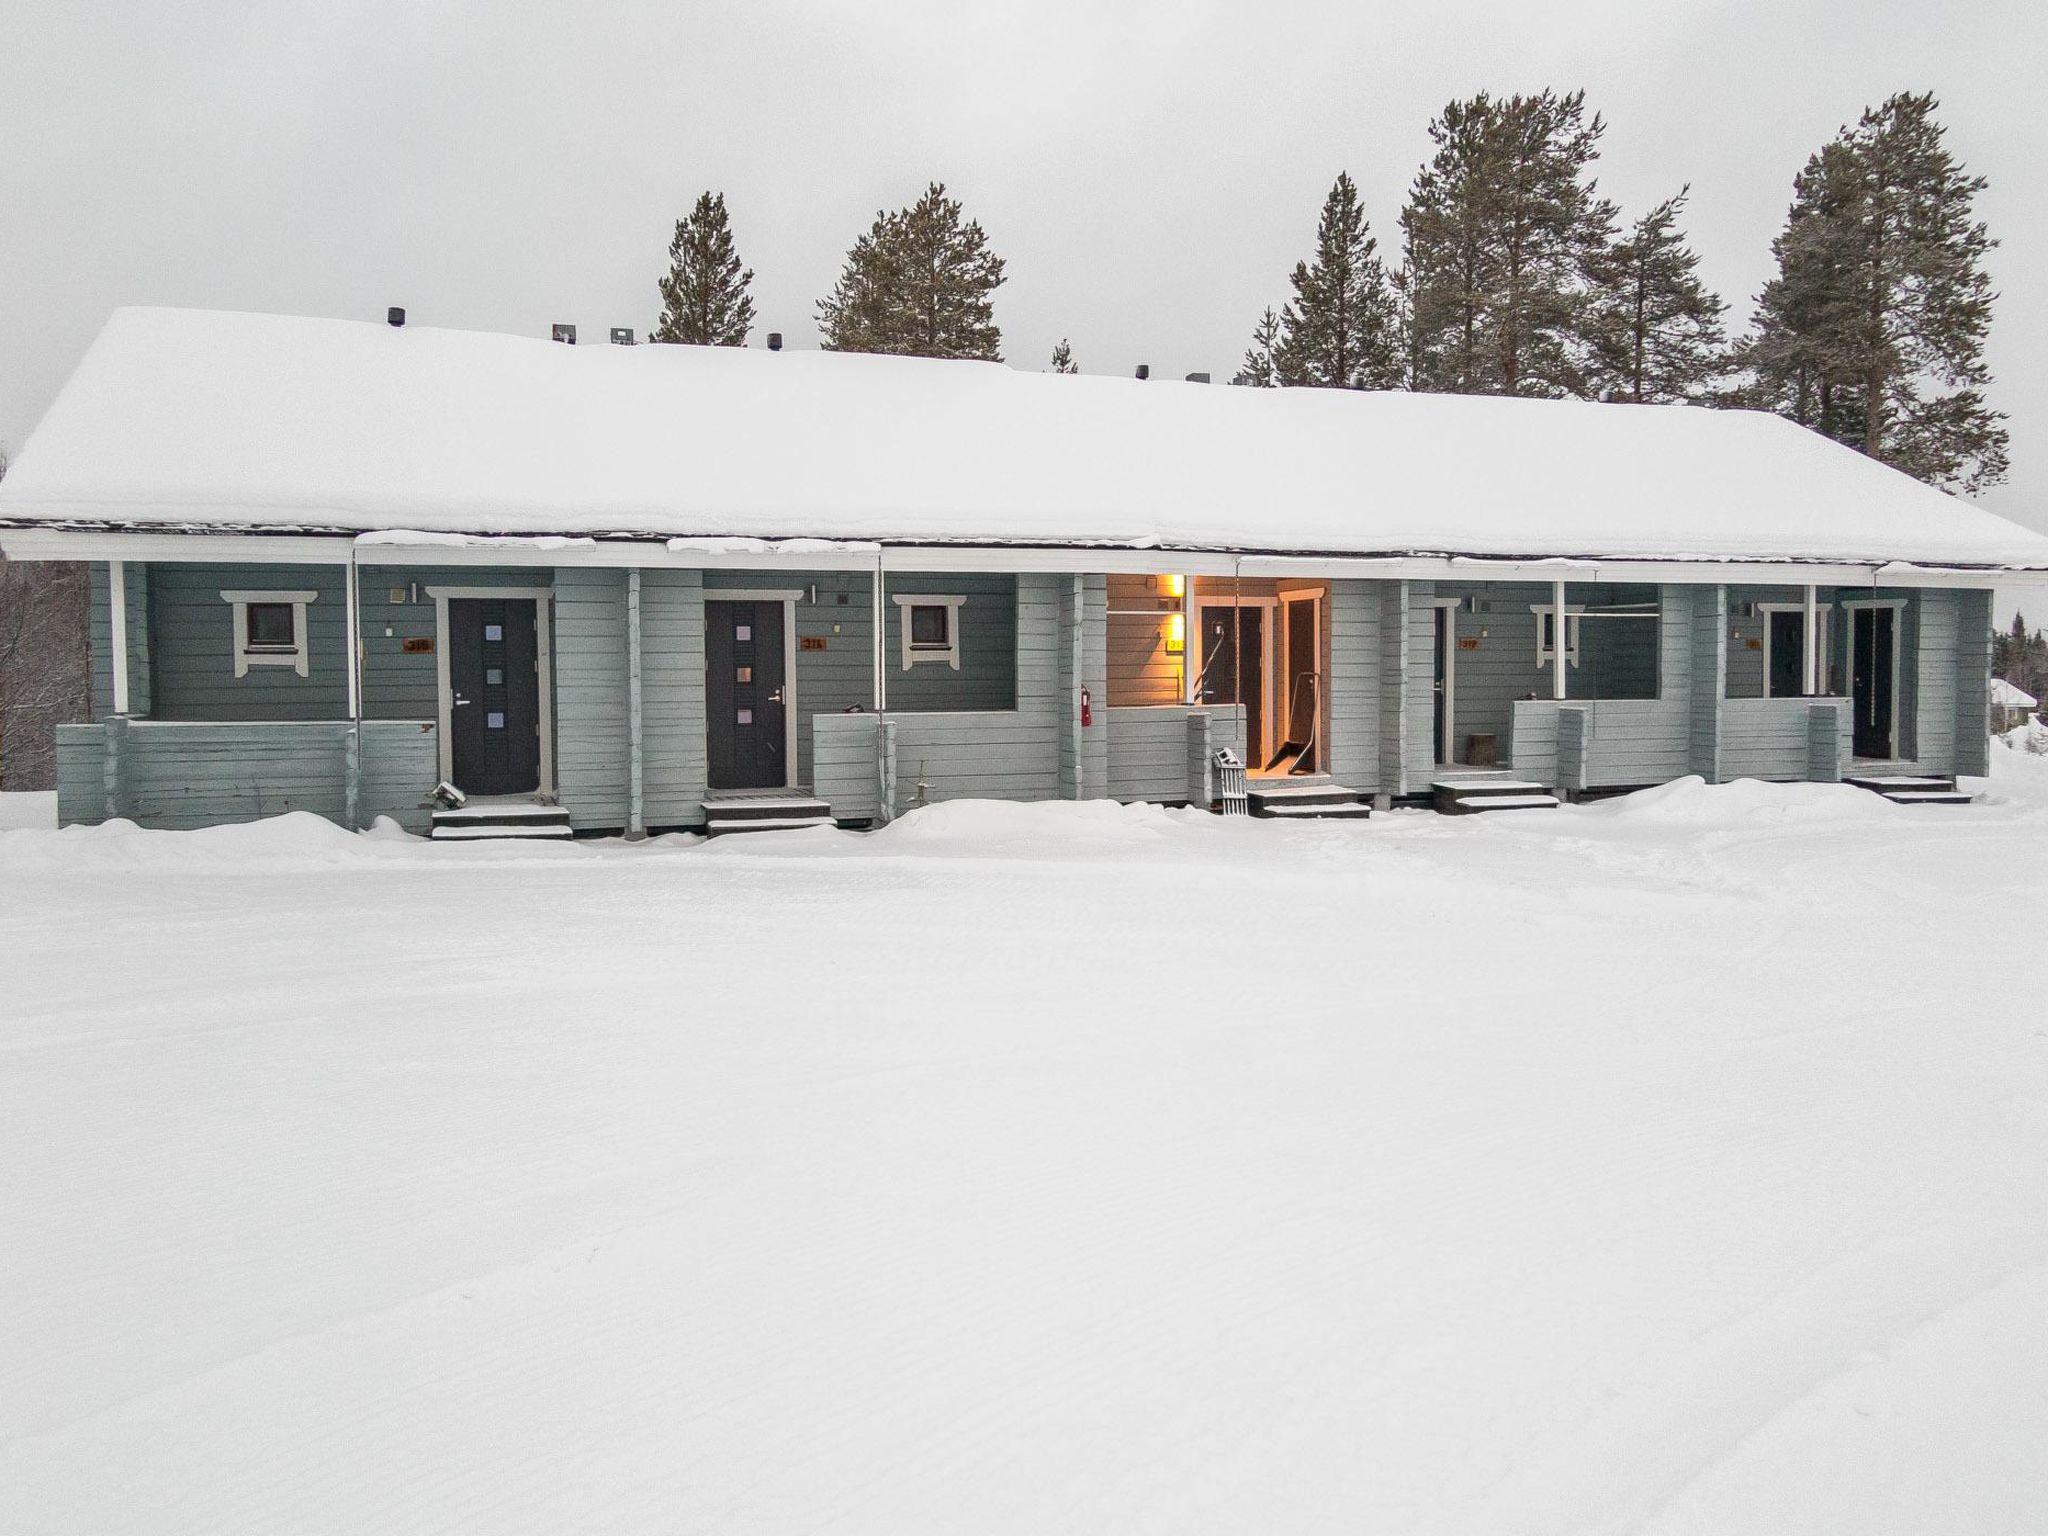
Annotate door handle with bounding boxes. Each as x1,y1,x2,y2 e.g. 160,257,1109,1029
453,695,471,707
770,688,784,703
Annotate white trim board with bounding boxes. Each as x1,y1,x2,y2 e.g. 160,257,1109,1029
423,585,555,795
703,589,801,790
1430,596,1462,765
891,592,967,670
221,588,316,678
1841,597,1907,759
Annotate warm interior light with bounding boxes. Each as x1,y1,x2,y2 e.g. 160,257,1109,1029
1163,573,1185,598
1165,611,1186,654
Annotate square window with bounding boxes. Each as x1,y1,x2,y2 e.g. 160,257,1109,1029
736,665,752,683
737,707,753,725
486,666,503,685
484,623,504,642
486,710,506,729
245,602,295,650
909,604,950,648
735,623,752,642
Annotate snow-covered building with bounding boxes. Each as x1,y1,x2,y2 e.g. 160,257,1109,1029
5,306,2048,833
1989,678,2039,733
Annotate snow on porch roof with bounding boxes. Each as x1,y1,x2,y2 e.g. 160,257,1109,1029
4,305,2048,572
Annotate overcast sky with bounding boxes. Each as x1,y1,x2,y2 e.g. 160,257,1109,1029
6,0,2044,544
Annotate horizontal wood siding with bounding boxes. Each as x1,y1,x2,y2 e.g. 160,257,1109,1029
1953,588,1992,776
812,712,882,820
1380,582,1408,791
888,572,1060,812
642,569,707,827
1105,574,1184,706
1106,706,1206,801
1807,702,1846,782
146,562,348,720
54,725,107,824
1402,581,1435,782
1511,699,1693,787
1690,584,1725,779
553,567,629,830
1911,588,1958,773
1325,579,1381,789
359,721,438,831
1721,698,1839,780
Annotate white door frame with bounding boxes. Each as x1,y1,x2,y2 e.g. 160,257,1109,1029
704,588,801,790
1430,596,1463,764
1842,598,1907,761
426,585,555,795
1758,601,1835,698
1277,585,1326,769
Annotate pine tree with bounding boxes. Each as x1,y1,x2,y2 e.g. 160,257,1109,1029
1231,307,1282,387
1398,90,1618,398
1050,337,1077,373
1740,94,2007,493
1271,173,1401,389
1590,188,1728,402
817,183,1005,360
652,191,755,346
1741,141,1868,446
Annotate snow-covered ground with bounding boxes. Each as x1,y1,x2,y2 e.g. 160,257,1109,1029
5,756,2047,1534
0,790,55,831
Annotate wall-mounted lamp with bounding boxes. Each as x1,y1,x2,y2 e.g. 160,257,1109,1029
1165,611,1186,654
1163,573,1185,599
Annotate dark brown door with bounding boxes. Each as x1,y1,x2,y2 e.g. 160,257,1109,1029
1851,606,1896,759
1196,603,1263,762
448,598,541,796
705,600,787,789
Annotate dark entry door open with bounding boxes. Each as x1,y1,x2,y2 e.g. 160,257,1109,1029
1850,606,1897,760
1281,595,1319,774
705,600,787,789
1196,603,1263,764
448,598,542,796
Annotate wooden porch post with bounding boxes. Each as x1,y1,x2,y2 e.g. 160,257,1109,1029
1802,582,1819,696
1551,578,1567,701
343,553,362,829
108,559,130,716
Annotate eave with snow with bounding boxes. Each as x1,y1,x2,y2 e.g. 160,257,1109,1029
5,306,2047,835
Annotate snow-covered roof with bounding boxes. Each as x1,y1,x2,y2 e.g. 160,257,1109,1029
4,305,2047,571
1990,678,2038,708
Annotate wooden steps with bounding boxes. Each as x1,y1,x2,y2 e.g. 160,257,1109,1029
705,792,836,836
1844,774,1975,807
430,801,573,842
1432,778,1561,815
1246,782,1371,821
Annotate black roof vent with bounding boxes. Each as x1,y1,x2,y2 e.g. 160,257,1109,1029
1135,363,1150,380
1185,371,1210,384
767,332,783,351
552,323,577,345
610,327,635,345
387,307,405,328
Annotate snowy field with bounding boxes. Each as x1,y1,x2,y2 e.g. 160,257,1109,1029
5,754,2048,1535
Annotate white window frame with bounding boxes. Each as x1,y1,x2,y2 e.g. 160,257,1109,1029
893,593,967,670
1529,604,1583,669
1757,602,1835,698
222,588,316,678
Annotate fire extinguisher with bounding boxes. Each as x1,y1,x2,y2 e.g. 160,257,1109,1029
1079,686,1093,728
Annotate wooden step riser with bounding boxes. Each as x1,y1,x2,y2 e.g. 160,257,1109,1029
705,804,835,823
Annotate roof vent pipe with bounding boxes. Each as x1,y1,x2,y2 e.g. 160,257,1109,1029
1184,372,1210,384
1135,364,1149,380
552,323,577,344
387,307,405,328
767,332,783,351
